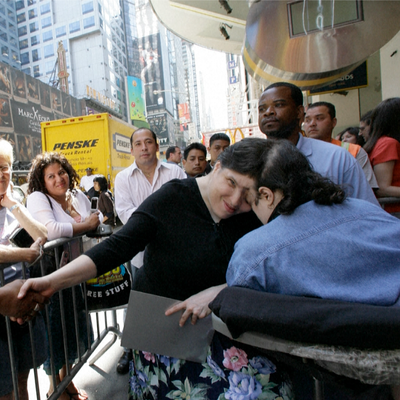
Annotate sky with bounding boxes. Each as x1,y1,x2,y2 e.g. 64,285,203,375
194,45,229,132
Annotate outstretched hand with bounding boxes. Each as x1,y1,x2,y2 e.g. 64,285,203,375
165,284,227,327
1,279,48,321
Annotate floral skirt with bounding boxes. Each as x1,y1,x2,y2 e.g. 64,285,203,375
128,332,294,400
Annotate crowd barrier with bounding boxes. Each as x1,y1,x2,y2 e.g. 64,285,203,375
0,234,127,400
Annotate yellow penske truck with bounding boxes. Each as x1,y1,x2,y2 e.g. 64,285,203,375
41,113,137,192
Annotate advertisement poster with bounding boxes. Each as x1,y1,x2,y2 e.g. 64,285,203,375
139,33,164,111
0,61,86,163
147,112,169,145
178,103,190,132
127,76,147,122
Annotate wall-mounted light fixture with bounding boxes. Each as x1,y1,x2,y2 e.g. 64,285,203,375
218,0,232,14
219,23,232,40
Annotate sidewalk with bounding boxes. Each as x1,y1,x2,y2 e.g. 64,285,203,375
28,309,129,400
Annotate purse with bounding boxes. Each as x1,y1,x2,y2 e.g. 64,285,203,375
84,263,132,311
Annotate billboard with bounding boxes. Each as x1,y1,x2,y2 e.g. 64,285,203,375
0,61,85,163
139,33,164,111
178,103,190,132
126,76,147,123
148,112,170,146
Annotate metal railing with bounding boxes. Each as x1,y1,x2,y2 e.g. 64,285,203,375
0,234,126,400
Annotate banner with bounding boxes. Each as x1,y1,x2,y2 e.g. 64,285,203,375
139,33,164,111
178,103,190,132
126,76,147,122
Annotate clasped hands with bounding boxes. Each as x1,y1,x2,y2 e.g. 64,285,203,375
1,279,49,324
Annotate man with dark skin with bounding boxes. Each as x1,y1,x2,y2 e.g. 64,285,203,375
257,82,378,205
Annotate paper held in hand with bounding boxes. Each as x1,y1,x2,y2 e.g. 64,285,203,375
121,290,214,363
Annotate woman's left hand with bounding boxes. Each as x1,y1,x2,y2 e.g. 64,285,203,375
165,284,227,327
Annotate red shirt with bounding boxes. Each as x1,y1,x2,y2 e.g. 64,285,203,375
369,136,400,212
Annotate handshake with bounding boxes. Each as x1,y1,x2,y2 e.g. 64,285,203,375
0,279,50,324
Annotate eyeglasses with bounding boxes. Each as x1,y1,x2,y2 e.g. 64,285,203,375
0,165,10,174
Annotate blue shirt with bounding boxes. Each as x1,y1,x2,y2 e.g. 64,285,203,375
227,198,400,306
297,134,379,206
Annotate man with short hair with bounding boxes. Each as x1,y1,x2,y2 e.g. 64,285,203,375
182,142,208,178
80,167,95,193
165,145,182,165
304,101,378,189
206,133,231,173
114,127,185,374
258,82,379,205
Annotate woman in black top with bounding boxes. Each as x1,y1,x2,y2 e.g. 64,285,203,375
19,139,294,400
93,175,115,226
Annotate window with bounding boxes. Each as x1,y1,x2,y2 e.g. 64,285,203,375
98,3,102,15
29,21,39,32
17,13,26,23
62,40,68,51
43,43,53,58
27,0,36,5
99,18,103,29
32,48,40,62
31,34,39,46
1,45,8,56
40,3,50,15
8,23,16,34
33,65,40,78
0,31,5,41
42,16,51,28
69,21,80,33
42,30,52,42
45,60,53,74
16,1,25,11
18,26,27,36
82,1,94,14
0,17,6,29
19,39,28,50
22,67,31,75
83,16,94,29
28,8,37,19
0,6,4,16
20,52,29,65
8,9,15,22
9,37,17,47
56,26,66,37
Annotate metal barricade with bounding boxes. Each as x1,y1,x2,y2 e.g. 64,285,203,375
1,234,127,400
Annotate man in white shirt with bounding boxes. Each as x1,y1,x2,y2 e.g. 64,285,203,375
114,127,186,373
79,168,95,193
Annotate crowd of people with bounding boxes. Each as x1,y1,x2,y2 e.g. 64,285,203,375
0,82,399,400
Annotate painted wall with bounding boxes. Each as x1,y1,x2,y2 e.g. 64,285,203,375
380,30,400,100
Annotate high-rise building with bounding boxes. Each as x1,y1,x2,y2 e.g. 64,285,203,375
13,0,198,149
16,0,128,119
0,1,21,68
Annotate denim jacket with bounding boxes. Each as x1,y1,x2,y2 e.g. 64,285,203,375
227,198,400,306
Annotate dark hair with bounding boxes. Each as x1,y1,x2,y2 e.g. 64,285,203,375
264,82,303,107
210,133,230,146
130,128,158,148
364,98,400,153
256,140,345,214
360,110,373,125
217,138,269,181
307,101,336,119
93,175,108,192
338,127,364,146
183,142,207,160
27,152,80,195
166,146,179,160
